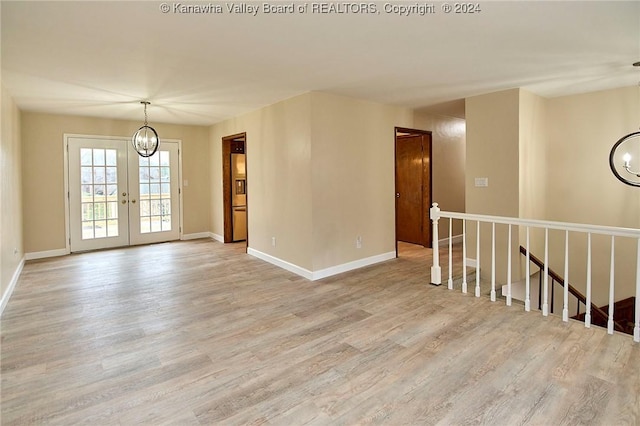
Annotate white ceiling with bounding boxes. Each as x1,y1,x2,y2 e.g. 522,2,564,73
2,1,639,125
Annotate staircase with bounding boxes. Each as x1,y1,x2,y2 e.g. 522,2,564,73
429,202,640,342
574,297,636,336
518,245,634,336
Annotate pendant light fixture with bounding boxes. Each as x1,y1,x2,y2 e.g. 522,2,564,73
609,62,640,187
132,101,160,158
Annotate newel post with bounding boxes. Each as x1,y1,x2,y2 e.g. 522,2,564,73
430,203,442,286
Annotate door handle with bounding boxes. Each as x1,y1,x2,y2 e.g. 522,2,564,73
122,192,127,197
396,193,400,198
131,199,137,204
121,200,128,204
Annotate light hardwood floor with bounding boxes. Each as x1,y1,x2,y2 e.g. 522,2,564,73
1,240,638,425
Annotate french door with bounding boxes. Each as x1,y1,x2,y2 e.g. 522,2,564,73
67,136,180,252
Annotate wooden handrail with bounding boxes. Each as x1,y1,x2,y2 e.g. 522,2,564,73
519,245,626,333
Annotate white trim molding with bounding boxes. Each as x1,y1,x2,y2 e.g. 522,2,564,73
311,251,396,281
247,248,396,281
25,248,69,261
247,248,313,280
181,232,214,241
1,257,25,315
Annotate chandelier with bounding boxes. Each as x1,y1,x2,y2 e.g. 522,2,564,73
132,101,160,158
609,63,640,187
610,132,640,187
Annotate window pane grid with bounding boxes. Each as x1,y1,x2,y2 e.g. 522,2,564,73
80,148,119,240
139,150,171,233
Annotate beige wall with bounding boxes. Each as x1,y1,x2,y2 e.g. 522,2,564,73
413,111,466,239
466,89,521,217
1,83,23,306
210,92,413,273
518,90,548,278
544,86,640,305
21,112,210,254
466,89,521,281
210,93,314,270
466,86,640,304
310,92,413,270
519,89,547,221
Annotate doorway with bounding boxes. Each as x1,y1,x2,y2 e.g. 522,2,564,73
395,127,432,254
66,136,181,252
222,133,248,246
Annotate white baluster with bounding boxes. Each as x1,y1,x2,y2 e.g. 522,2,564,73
491,222,496,302
525,226,531,312
607,236,615,335
448,217,453,290
585,233,592,328
562,230,569,322
543,228,549,316
462,219,467,294
506,224,512,306
633,238,639,343
430,203,441,286
475,221,480,298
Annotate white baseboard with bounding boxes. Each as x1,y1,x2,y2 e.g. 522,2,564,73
438,234,463,247
25,248,69,261
247,248,397,281
182,232,224,242
247,248,314,280
181,232,213,241
1,257,25,316
312,251,396,281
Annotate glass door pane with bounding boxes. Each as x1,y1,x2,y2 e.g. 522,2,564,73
128,141,180,245
138,151,172,233
68,138,129,251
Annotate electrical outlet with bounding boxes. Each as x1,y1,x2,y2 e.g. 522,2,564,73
272,237,276,247
356,236,362,249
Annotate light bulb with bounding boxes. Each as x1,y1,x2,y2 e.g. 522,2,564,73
623,152,632,167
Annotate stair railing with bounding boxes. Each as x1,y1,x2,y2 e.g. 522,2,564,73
429,202,640,342
519,245,626,333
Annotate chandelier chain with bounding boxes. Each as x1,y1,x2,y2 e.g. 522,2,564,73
143,101,149,126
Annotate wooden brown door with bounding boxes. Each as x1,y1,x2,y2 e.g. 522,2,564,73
395,131,432,247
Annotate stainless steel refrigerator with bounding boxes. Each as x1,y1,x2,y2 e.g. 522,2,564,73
231,153,247,241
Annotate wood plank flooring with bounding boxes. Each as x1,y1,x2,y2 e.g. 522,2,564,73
1,240,638,425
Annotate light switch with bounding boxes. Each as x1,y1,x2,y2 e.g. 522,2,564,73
475,177,489,187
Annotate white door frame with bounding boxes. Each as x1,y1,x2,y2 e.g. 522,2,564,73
63,133,184,253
